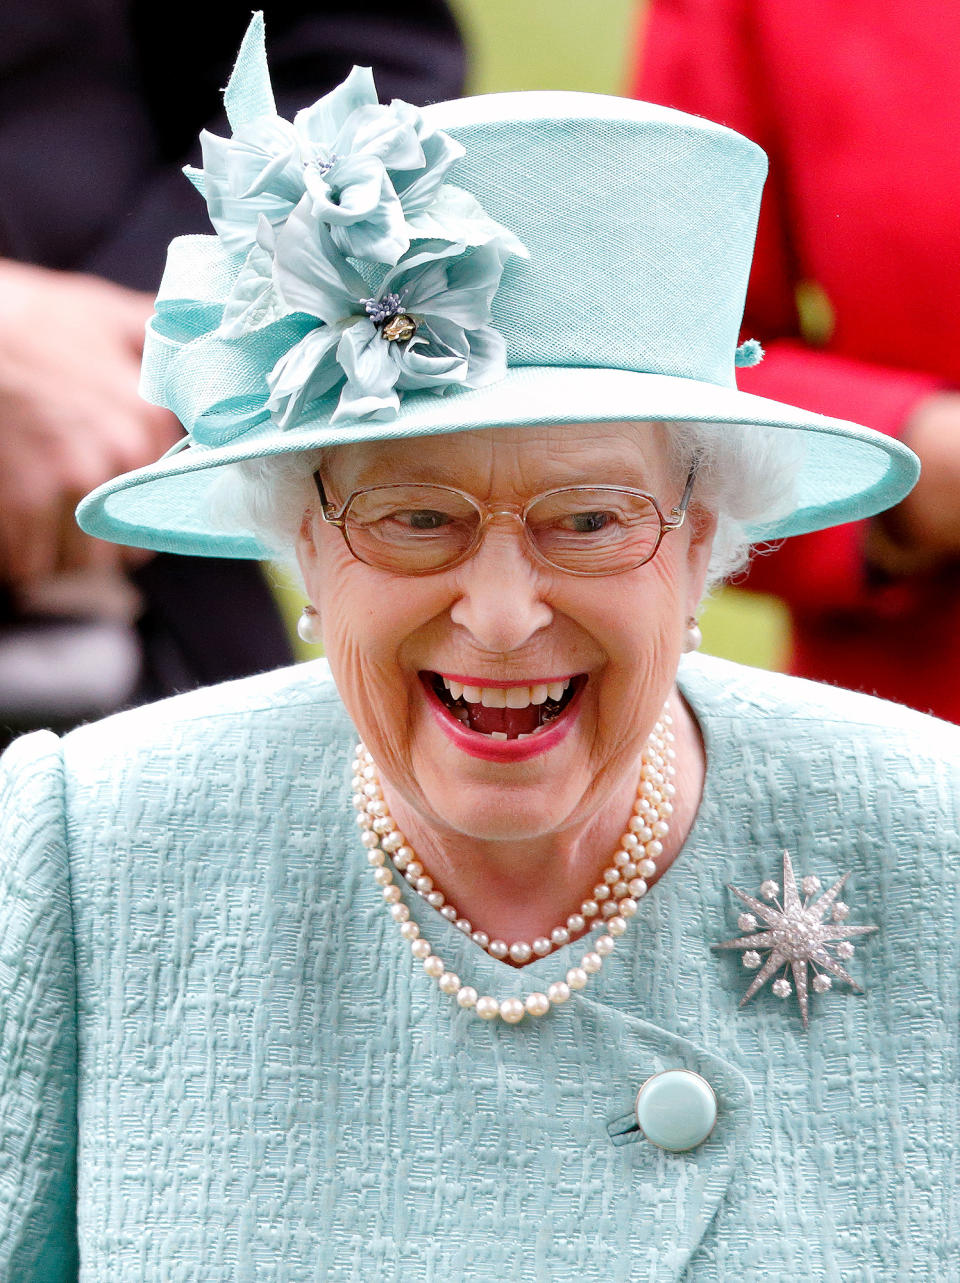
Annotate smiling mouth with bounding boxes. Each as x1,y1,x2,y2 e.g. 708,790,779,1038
421,672,585,739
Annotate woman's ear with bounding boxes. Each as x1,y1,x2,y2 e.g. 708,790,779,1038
684,504,718,616
295,507,321,584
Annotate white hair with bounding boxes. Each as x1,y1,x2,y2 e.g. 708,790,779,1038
207,420,803,596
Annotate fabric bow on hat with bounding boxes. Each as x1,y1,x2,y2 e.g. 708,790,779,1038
143,12,527,444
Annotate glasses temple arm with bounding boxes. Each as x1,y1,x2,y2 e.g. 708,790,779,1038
313,472,347,525
664,456,701,529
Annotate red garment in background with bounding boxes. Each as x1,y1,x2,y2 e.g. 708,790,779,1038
636,0,960,721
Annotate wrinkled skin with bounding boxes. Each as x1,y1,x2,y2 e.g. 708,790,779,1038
297,422,716,948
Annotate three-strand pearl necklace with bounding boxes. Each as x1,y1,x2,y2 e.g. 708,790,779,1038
352,705,676,1023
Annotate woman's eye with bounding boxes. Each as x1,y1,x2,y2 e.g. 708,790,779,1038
396,509,452,530
568,511,613,533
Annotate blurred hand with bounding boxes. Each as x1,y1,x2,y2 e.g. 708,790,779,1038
892,391,960,555
867,391,960,577
0,260,182,588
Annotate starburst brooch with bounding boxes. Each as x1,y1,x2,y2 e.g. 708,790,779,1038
713,850,878,1028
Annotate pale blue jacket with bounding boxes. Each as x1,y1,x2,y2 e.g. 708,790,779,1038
1,655,958,1281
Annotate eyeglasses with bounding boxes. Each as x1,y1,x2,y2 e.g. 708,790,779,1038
312,462,698,578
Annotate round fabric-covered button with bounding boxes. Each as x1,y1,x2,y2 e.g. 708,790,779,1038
634,1069,718,1152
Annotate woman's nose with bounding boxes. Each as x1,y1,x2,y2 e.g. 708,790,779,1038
449,518,554,652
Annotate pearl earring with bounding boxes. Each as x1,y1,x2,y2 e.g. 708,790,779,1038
682,616,702,654
297,604,323,645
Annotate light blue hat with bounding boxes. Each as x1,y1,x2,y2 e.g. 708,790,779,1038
77,14,918,559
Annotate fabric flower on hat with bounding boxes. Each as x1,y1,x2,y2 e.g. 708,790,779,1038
257,203,512,424
186,21,523,267
145,11,525,437
192,66,436,264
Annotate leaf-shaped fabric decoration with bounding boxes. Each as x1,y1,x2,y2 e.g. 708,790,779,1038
220,221,289,338
265,324,346,427
223,11,276,132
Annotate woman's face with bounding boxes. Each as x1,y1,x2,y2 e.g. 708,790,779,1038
297,423,715,844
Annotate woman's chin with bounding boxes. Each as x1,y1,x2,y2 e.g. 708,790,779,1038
412,776,583,842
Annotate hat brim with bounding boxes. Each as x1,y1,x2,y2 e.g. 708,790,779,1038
77,366,919,559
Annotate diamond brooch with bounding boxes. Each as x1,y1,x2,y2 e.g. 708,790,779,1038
713,850,878,1028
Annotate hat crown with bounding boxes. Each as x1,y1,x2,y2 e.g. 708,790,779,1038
75,42,919,560
425,92,768,388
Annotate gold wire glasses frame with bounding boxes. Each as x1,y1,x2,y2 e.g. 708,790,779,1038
312,461,699,578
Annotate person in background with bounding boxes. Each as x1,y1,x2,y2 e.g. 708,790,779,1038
0,0,464,743
635,0,960,721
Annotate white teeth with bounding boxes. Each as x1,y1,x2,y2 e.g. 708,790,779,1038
480,687,507,708
490,731,508,740
440,675,574,711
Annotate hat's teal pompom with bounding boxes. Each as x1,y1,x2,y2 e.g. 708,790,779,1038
734,338,764,367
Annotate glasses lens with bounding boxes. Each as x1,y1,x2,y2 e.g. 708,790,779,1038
344,485,481,573
526,488,663,574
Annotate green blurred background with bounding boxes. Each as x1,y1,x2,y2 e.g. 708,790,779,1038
453,0,640,97
281,0,791,670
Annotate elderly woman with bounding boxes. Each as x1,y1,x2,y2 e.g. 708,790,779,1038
2,16,959,1281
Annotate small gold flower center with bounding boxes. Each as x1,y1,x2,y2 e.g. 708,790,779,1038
381,314,418,343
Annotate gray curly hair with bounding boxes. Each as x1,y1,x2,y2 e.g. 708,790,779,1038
207,421,802,595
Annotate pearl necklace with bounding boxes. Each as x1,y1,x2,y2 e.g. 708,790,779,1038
351,706,676,1023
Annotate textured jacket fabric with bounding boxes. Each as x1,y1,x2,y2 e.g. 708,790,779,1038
636,0,960,721
1,654,958,1281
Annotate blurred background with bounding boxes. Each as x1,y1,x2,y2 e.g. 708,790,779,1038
455,0,637,98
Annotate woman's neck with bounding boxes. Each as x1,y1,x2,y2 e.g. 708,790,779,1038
379,690,706,957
